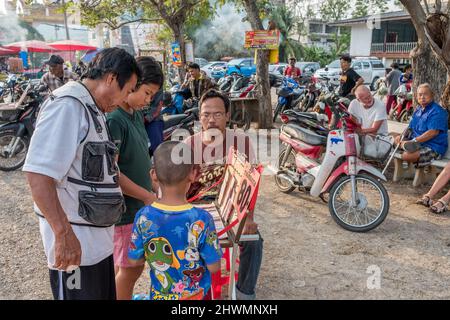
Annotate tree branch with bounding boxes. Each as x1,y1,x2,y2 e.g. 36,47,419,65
436,0,442,13
400,0,428,42
423,0,430,14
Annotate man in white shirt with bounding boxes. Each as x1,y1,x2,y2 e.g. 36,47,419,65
23,48,139,300
348,85,388,136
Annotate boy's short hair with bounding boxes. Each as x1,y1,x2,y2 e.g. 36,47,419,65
135,56,164,88
187,62,200,70
340,54,352,63
153,141,193,186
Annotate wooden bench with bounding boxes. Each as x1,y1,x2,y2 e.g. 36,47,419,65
393,131,450,187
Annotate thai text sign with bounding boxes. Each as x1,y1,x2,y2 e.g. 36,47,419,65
244,30,280,50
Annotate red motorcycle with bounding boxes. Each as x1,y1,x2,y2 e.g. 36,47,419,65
389,83,413,123
275,93,390,232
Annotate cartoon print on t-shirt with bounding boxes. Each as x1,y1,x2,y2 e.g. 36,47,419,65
206,228,220,253
183,266,206,290
145,237,180,294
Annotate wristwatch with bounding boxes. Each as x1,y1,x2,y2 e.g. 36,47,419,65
412,138,418,143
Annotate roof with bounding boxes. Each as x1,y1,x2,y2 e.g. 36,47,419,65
329,10,410,26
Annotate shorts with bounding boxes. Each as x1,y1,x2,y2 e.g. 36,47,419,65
49,255,116,300
415,146,439,168
113,224,143,268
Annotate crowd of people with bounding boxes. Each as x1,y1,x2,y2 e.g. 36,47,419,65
333,55,449,215
23,48,262,300
12,46,450,300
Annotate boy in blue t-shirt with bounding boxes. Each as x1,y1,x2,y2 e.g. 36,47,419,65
128,141,222,300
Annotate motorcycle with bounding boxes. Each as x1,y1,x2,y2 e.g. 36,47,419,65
228,76,258,131
388,83,413,123
162,106,199,142
273,77,306,122
298,76,337,112
274,93,390,232
0,81,43,171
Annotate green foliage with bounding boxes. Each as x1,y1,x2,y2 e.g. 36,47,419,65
353,0,389,18
269,5,304,62
302,46,334,67
320,0,350,21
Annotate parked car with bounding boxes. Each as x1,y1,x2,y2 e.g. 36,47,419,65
314,59,341,84
194,58,209,68
226,58,256,77
314,57,385,90
295,62,321,77
269,63,288,87
201,61,227,78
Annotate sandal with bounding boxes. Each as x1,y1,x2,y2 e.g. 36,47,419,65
416,195,433,207
430,199,449,214
403,140,421,153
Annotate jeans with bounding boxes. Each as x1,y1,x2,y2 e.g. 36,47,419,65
236,232,264,299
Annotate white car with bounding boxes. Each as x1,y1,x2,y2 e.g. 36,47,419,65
201,61,227,78
315,57,386,90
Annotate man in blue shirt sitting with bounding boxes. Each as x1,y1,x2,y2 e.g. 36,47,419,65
394,83,448,167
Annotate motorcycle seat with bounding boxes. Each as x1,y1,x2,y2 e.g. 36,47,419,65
163,114,188,129
281,123,327,146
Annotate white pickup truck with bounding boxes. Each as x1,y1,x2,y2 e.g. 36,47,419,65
314,57,386,91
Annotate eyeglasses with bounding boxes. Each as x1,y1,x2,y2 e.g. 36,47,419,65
200,112,225,120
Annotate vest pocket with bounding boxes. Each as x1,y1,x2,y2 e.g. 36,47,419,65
105,141,119,175
82,142,106,182
78,190,126,227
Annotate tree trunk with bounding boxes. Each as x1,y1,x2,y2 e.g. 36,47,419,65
410,41,448,101
243,0,273,129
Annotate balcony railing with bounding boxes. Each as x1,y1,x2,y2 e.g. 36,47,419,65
371,42,417,53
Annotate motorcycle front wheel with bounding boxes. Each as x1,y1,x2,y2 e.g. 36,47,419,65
328,174,389,232
274,146,296,193
0,129,29,171
399,109,412,123
273,103,282,122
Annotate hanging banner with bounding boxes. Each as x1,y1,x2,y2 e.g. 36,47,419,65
185,41,194,63
171,42,182,67
244,30,280,50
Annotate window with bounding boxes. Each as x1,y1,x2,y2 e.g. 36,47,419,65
325,25,337,34
370,61,385,69
362,62,370,69
240,60,252,67
353,62,362,70
309,23,323,33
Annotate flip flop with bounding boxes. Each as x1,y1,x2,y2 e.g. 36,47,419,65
430,199,448,214
416,195,433,207
403,140,421,153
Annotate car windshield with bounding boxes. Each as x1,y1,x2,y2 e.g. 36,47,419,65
269,65,277,72
228,59,243,66
327,60,340,68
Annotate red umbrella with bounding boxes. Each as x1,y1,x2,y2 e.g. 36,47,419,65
3,40,58,53
0,46,18,55
49,40,97,51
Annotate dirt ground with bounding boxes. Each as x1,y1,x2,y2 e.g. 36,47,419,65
1,88,449,299
1,163,450,300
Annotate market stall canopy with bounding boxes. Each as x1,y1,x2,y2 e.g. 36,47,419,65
49,40,97,51
3,40,58,53
0,46,18,55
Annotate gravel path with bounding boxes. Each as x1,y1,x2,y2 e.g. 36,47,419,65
1,167,450,299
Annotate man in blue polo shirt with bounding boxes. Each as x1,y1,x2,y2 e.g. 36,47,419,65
395,83,448,167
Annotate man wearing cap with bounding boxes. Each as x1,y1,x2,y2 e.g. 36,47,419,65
39,55,78,92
